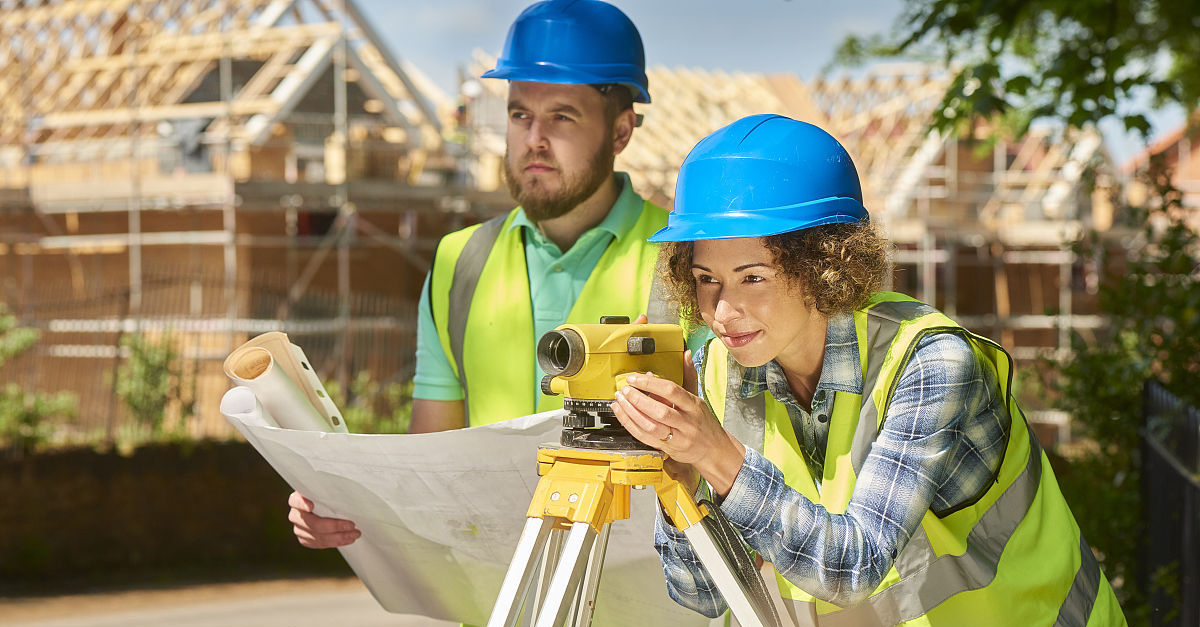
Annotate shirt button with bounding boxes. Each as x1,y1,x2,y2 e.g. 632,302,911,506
816,413,829,423
553,264,563,272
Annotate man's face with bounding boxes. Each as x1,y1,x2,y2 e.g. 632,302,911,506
504,81,616,222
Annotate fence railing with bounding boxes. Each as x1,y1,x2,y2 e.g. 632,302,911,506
1,267,418,445
1142,379,1200,627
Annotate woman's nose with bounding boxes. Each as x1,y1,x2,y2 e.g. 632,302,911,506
713,296,739,323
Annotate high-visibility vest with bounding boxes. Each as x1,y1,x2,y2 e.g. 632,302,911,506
700,292,1127,627
428,200,671,427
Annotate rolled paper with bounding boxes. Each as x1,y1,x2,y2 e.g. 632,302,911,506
224,344,334,432
219,385,279,428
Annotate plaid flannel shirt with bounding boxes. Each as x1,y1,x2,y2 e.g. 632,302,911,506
654,312,1011,615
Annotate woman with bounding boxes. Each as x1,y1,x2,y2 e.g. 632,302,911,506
610,114,1125,626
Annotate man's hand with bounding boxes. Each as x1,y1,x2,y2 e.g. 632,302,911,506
288,491,361,549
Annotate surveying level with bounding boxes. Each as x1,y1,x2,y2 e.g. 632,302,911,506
537,316,685,450
489,318,783,627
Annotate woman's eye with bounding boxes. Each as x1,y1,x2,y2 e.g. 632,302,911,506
744,275,764,283
694,274,716,285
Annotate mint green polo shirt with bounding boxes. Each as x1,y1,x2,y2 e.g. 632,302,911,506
413,173,706,402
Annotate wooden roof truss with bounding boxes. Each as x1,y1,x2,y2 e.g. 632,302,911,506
1,0,442,163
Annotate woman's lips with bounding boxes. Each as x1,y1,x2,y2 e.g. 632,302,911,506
722,330,760,348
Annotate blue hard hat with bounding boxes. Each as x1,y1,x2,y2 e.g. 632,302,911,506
649,114,868,242
481,0,651,104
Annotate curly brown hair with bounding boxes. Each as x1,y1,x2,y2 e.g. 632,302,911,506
659,221,890,328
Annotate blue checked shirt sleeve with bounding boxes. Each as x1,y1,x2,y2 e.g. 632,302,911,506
655,332,999,611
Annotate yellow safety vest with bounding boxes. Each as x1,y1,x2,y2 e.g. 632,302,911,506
428,200,670,427
700,292,1126,627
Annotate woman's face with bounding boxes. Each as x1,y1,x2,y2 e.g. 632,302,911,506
691,237,819,368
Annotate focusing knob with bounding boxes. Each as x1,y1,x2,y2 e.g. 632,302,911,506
627,336,655,355
540,374,556,396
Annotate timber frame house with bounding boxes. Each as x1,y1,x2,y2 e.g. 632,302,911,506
0,0,509,439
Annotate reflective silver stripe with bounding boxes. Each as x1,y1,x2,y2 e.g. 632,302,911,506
723,355,767,454
1054,537,1101,627
447,215,505,427
857,300,939,468
646,260,671,324
816,427,1044,627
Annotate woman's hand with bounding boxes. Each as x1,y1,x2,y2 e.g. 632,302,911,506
611,350,746,497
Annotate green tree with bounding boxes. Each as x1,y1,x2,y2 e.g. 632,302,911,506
324,372,413,435
1055,159,1199,619
834,0,1200,136
0,303,76,453
115,332,186,437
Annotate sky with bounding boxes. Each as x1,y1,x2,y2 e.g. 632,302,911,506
356,0,907,94
355,0,1183,166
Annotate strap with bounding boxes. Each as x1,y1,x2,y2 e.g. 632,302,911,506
448,215,505,427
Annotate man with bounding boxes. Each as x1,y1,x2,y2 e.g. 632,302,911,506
290,0,702,549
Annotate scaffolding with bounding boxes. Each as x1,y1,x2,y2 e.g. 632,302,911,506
0,0,511,440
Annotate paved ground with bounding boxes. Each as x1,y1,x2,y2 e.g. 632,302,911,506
0,578,458,627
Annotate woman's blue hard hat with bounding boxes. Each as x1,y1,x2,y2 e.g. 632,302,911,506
649,114,868,242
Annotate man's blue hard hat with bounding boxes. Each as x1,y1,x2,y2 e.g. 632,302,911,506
649,114,868,242
481,0,651,103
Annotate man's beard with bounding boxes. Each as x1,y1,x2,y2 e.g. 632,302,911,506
504,142,615,223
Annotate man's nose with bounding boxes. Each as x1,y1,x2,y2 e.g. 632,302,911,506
524,119,549,151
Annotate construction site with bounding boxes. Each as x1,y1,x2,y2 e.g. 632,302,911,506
4,2,1200,626
0,0,1149,447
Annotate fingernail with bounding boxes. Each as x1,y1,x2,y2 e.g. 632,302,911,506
614,390,625,401
626,374,639,384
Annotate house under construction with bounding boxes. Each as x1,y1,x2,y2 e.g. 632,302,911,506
0,0,510,440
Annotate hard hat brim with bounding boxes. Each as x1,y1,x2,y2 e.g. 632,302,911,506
647,197,868,243
481,63,651,103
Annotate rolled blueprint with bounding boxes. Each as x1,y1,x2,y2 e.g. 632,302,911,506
223,333,348,433
218,385,279,428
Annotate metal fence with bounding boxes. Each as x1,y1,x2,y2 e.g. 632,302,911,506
1142,380,1200,627
1,265,418,444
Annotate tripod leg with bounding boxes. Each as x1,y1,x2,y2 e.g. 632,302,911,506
488,516,554,627
684,517,782,627
528,526,566,627
568,522,611,627
533,521,597,627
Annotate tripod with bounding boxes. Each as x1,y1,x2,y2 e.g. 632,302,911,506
486,443,782,627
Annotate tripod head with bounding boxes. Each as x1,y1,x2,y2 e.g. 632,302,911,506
537,316,686,449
